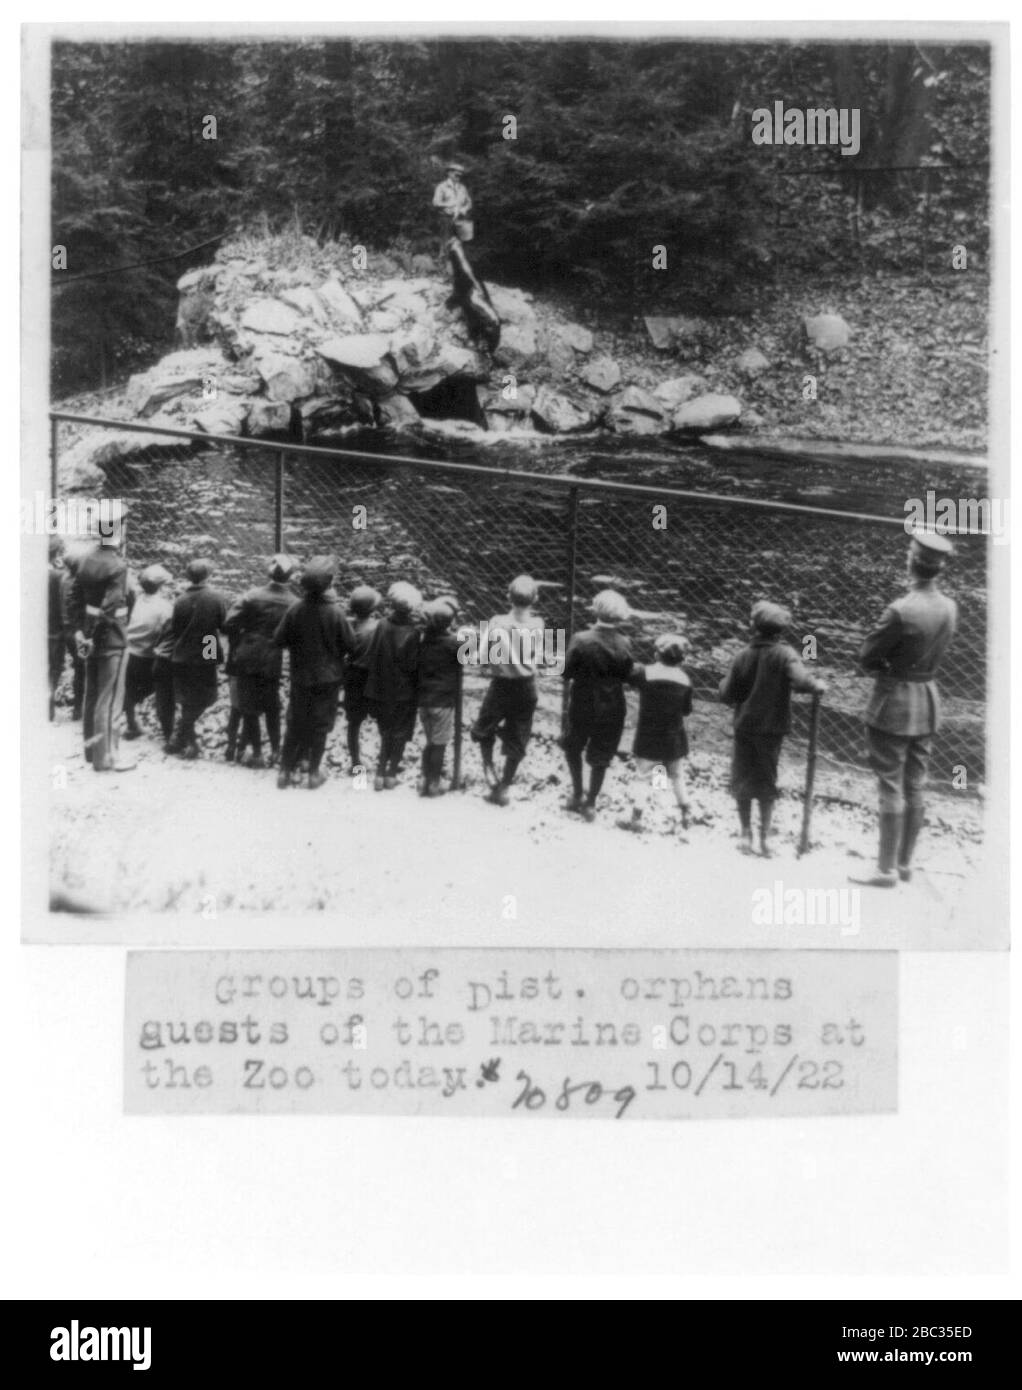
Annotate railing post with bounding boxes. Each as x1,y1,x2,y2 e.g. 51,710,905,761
50,415,58,498
274,450,285,552
798,692,822,857
561,485,580,729
565,485,580,646
452,664,464,791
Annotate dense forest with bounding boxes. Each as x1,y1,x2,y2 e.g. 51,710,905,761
51,36,991,394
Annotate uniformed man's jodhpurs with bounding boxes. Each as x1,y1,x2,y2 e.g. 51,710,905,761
866,726,933,815
83,649,128,770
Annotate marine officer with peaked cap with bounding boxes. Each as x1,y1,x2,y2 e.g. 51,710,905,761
850,526,957,888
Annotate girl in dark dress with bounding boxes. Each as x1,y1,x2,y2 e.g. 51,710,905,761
618,633,693,835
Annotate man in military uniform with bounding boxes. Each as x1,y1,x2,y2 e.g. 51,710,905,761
850,527,957,888
67,503,136,772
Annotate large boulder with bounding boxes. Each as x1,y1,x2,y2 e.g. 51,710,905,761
376,393,423,429
487,284,537,327
481,382,536,417
581,356,622,393
556,321,594,354
189,397,250,435
390,323,437,380
608,386,667,434
316,334,398,393
316,278,363,329
397,342,481,394
495,322,540,372
247,399,293,436
373,288,428,322
279,286,328,324
59,429,197,489
653,374,704,410
545,322,594,375
298,396,361,436
240,298,306,337
251,347,318,403
803,313,851,353
124,349,232,418
672,392,742,431
531,387,595,434
316,333,392,370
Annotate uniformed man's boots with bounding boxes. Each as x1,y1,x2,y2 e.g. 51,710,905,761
898,807,926,882
849,812,902,887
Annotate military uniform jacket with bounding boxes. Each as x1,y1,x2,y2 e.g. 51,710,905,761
171,583,228,666
67,545,132,654
224,582,295,679
860,585,958,736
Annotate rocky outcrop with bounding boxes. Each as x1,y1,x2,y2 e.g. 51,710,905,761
68,235,767,470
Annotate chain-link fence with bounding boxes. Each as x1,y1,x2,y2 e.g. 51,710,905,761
50,413,988,819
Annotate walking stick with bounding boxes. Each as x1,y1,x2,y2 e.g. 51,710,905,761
452,663,464,790
798,691,822,857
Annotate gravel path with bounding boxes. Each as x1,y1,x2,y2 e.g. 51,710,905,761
44,692,992,949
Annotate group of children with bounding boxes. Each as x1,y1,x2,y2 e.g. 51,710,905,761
560,591,825,854
50,539,825,854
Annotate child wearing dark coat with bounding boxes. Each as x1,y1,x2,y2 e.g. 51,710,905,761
417,597,461,797
718,600,826,857
273,556,355,789
342,585,381,773
362,582,422,790
618,633,693,835
224,554,297,767
169,558,228,760
562,589,633,821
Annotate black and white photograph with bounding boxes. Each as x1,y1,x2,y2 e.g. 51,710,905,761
25,22,1007,948
8,10,1017,1313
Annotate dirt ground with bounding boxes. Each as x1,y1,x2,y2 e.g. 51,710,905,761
44,674,992,950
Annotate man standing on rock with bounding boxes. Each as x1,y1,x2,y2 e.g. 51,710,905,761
433,161,473,245
68,503,136,772
850,527,957,888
